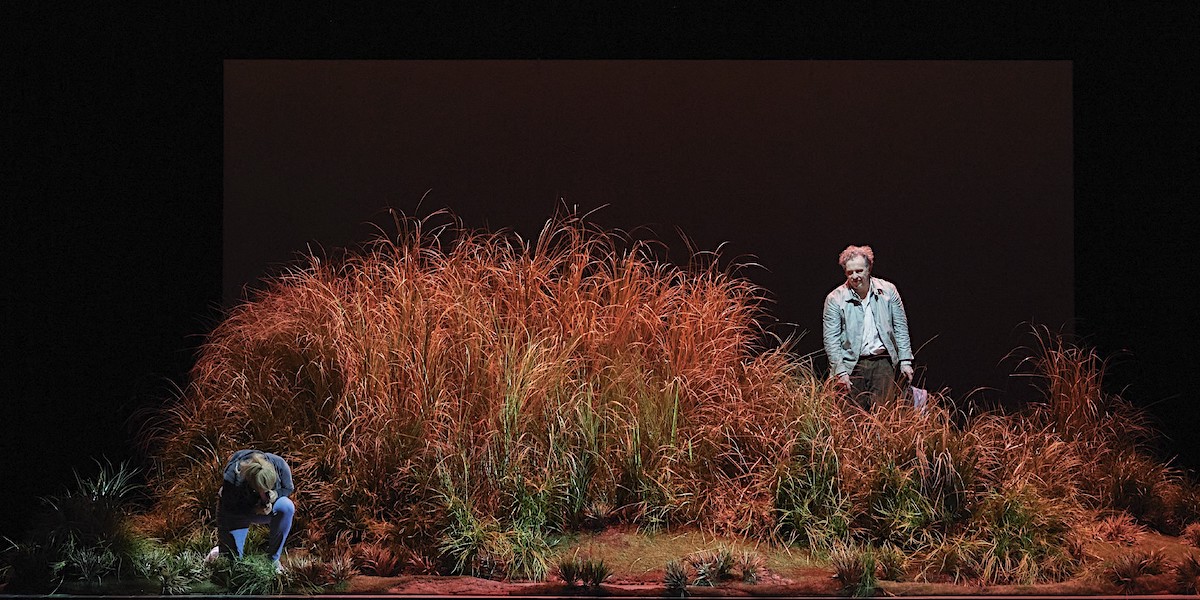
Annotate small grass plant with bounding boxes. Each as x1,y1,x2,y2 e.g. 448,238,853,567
874,544,906,581
686,547,734,586
578,556,611,587
1172,552,1200,594
1094,512,1145,545
158,549,209,595
59,540,118,587
555,554,581,586
323,550,357,591
210,554,284,595
353,541,404,576
736,548,766,583
664,559,689,595
921,534,985,583
829,542,877,597
1181,522,1200,547
1101,548,1168,594
279,554,327,594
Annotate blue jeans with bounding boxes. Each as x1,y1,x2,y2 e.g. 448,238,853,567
217,496,295,562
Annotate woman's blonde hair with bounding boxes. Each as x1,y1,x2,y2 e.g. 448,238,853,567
239,453,278,493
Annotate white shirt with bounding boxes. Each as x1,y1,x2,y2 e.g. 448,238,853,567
858,288,887,357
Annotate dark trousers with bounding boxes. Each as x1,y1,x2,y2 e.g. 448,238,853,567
849,355,898,410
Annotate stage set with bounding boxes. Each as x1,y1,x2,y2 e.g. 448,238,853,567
6,59,1198,598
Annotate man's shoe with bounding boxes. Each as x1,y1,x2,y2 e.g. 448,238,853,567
205,546,220,563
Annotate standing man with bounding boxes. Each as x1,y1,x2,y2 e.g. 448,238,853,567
822,245,914,409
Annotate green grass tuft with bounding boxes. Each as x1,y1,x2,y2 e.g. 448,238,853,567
555,554,581,586
210,554,284,595
664,559,689,594
830,542,877,597
685,547,734,586
579,556,611,586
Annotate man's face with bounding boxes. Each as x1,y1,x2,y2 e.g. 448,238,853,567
843,256,871,290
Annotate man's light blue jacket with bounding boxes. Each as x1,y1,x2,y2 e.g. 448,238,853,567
822,277,914,378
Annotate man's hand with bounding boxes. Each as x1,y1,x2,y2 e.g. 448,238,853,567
837,373,851,391
900,363,914,381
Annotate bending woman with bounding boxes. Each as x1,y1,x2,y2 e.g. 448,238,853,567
215,449,295,571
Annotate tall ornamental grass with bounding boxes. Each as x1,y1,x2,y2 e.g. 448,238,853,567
140,212,807,576
137,212,1199,584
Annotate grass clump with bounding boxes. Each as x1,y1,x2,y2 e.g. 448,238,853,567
874,544,906,581
353,541,404,576
280,554,328,594
970,484,1079,584
922,534,986,583
1,538,64,594
736,548,766,583
59,541,118,587
210,554,284,595
664,559,689,595
1093,512,1145,545
281,551,354,594
555,554,581,586
1172,552,1200,594
829,542,877,597
157,549,209,595
1181,522,1200,547
323,551,357,591
686,547,734,586
1101,548,1168,594
578,556,611,587
774,420,852,551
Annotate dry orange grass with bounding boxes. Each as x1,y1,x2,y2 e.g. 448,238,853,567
140,212,802,548
135,212,1197,584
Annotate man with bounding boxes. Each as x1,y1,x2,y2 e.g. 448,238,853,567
822,245,914,409
211,449,295,572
